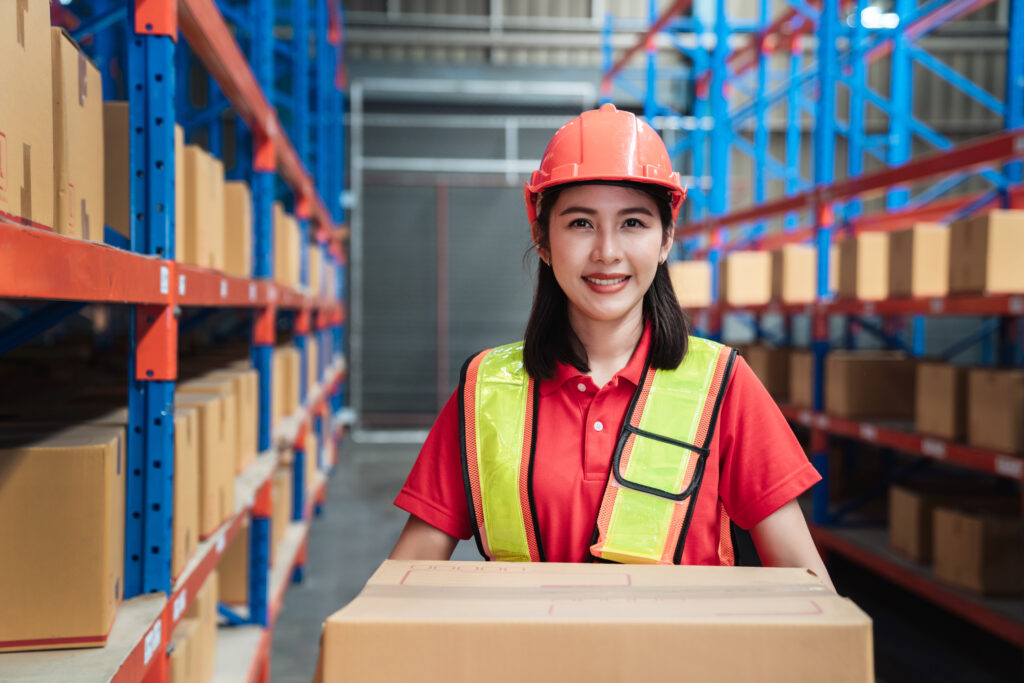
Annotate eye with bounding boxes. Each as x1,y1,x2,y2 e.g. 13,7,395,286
568,218,593,229
623,217,647,228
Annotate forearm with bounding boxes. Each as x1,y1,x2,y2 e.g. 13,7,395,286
749,499,836,592
388,514,459,561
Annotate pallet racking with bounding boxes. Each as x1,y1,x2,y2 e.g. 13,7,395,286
0,0,347,680
603,0,1024,652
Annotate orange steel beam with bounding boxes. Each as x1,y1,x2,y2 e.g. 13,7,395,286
604,0,693,84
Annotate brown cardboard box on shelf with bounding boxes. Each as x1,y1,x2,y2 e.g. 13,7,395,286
50,28,103,242
966,368,1024,453
743,345,790,400
224,180,253,278
889,485,950,564
668,260,712,308
186,571,219,683
219,516,249,605
306,422,319,496
949,210,1024,294
205,367,259,471
788,350,814,408
274,202,301,287
837,232,888,301
175,125,185,254
825,351,915,419
310,244,323,297
888,223,948,298
316,561,872,683
307,335,320,395
169,617,199,683
719,251,771,306
175,392,236,538
0,0,54,231
173,406,200,580
0,425,125,652
915,362,968,441
183,145,211,267
208,154,226,271
933,502,1024,596
272,465,293,562
771,244,816,304
179,376,240,468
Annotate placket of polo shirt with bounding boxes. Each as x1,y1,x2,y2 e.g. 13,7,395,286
583,381,617,481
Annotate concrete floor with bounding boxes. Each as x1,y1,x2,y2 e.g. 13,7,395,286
270,438,1022,683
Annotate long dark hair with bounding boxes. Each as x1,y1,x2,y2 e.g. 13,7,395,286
523,180,691,380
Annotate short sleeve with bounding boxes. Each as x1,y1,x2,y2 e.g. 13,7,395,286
717,355,822,530
393,389,474,540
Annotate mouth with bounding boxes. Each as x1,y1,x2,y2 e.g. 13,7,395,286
582,275,630,286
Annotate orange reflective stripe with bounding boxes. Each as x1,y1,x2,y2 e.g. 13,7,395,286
460,349,492,559
717,501,736,566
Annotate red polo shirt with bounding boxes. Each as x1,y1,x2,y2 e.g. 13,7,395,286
394,327,821,564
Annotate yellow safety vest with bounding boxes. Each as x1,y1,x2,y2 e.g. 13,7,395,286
459,336,737,564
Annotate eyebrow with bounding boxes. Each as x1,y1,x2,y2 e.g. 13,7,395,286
558,206,655,217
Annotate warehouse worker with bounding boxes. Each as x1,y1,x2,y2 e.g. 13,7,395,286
389,103,833,589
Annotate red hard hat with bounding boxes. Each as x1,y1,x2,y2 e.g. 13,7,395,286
524,103,686,225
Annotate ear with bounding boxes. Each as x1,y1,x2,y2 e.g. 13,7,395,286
660,223,676,262
530,221,551,264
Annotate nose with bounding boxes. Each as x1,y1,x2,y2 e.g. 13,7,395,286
592,224,622,264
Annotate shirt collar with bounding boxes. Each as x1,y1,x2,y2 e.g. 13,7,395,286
538,322,652,396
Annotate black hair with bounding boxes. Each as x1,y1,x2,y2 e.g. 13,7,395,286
522,180,691,380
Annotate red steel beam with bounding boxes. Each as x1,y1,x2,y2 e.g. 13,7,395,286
604,0,693,83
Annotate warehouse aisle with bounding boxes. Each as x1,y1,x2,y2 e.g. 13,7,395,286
270,439,1020,683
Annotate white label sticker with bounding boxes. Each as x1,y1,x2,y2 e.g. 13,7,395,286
172,589,187,621
269,286,278,302
220,280,228,298
859,424,877,441
249,283,257,301
863,302,875,316
798,410,812,424
143,619,162,665
178,274,186,296
815,415,829,430
159,266,169,295
995,456,1023,479
921,438,946,459
216,535,226,554
1015,134,1024,154
1010,296,1024,314
929,298,943,314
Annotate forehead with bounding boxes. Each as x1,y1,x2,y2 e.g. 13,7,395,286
551,184,658,213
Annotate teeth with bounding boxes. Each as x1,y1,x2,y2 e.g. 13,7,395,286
584,276,628,285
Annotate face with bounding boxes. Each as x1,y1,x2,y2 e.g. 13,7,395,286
534,184,673,327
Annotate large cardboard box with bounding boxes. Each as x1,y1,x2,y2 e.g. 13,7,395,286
889,485,947,563
668,260,712,308
949,210,1024,294
837,232,888,301
825,351,915,419
305,422,319,496
719,251,771,306
182,145,225,268
966,368,1024,453
789,350,814,408
173,406,200,580
742,345,790,400
0,425,125,652
933,503,1024,596
771,244,816,304
175,125,184,255
888,223,948,298
51,29,104,242
205,368,259,472
915,362,967,441
186,572,219,683
310,244,323,296
224,180,252,278
316,561,872,683
274,201,302,287
272,466,293,562
103,102,129,239
175,392,236,537
0,0,54,230
219,516,249,605
208,154,226,271
169,617,199,683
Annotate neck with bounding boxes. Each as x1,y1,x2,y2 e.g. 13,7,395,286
569,304,645,386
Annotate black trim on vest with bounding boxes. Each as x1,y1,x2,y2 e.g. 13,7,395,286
672,347,738,564
458,351,488,560
623,424,708,456
526,379,546,562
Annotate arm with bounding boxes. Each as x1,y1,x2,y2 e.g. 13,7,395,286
749,499,836,592
389,514,459,561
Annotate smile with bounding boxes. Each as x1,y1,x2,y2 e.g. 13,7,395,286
582,276,629,285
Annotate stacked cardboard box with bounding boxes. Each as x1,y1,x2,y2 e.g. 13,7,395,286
175,388,237,538
837,232,888,301
668,260,712,308
310,245,323,297
966,368,1024,453
949,210,1024,294
50,28,103,242
185,572,219,683
224,181,253,278
273,466,293,562
316,561,873,682
825,351,915,419
173,407,200,579
0,425,125,652
719,251,771,306
741,345,790,399
888,223,948,298
219,516,250,606
168,617,200,683
788,350,814,408
889,484,956,563
915,362,968,441
0,0,54,230
771,244,816,304
183,145,227,269
204,367,260,472
933,500,1023,596
274,201,301,287
272,345,302,432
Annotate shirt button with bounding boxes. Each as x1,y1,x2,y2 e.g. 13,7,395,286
594,421,604,432
577,382,587,392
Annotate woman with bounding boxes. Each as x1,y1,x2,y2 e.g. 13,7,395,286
389,104,832,588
